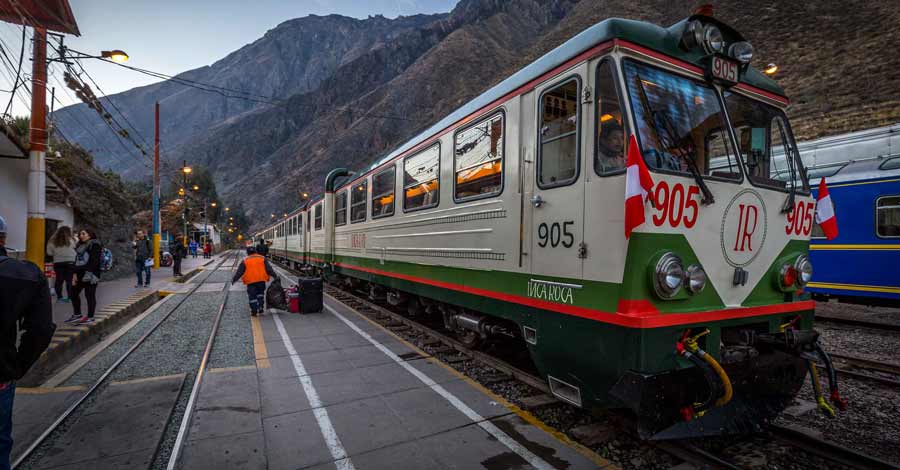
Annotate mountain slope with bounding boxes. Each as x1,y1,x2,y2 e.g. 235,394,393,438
54,13,443,175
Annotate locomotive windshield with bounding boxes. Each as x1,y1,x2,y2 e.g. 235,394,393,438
722,91,808,192
623,60,740,181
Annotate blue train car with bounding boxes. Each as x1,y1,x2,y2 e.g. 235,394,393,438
806,157,900,304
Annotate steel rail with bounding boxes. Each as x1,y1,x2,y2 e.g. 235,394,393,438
12,251,236,469
815,314,900,332
165,251,241,470
769,424,900,470
827,353,900,388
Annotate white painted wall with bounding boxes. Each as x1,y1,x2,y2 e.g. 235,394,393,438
0,158,29,256
0,158,75,260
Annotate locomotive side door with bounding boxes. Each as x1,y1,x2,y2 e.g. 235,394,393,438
528,69,586,282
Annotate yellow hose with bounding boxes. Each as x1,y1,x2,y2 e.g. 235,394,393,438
809,360,836,417
699,350,733,407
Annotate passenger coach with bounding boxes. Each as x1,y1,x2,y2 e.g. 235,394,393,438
257,9,846,438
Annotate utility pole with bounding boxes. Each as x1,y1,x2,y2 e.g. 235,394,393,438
182,160,190,247
26,28,48,268
152,101,161,268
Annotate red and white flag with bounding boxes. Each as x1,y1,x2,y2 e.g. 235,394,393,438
624,134,654,239
815,177,838,240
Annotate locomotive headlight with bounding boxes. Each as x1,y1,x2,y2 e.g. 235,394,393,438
702,25,724,54
653,253,685,299
684,264,707,294
779,263,798,290
728,41,753,63
794,255,813,286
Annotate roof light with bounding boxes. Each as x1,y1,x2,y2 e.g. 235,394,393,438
702,25,724,54
729,41,753,63
764,63,779,75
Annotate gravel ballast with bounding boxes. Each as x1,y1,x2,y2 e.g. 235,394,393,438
208,293,255,369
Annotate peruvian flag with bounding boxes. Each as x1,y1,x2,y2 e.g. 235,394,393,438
815,177,838,240
624,134,654,239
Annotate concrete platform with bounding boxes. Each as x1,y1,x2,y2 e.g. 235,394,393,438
176,284,613,469
28,374,186,469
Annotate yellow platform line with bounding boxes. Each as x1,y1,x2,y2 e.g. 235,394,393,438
208,365,256,374
251,315,270,369
16,385,86,394
326,294,618,470
807,281,900,294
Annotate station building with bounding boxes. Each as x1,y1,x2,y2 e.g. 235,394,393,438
0,126,74,260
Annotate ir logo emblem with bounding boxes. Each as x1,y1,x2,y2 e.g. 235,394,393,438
720,189,767,267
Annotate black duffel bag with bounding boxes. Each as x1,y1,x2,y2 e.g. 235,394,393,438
266,277,288,311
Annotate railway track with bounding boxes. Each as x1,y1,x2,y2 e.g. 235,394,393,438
13,251,239,470
828,353,900,388
815,314,900,333
275,264,899,470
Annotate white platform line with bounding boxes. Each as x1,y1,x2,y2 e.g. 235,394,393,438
324,304,555,470
272,313,356,470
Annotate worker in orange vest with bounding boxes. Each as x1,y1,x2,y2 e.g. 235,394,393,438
231,246,276,316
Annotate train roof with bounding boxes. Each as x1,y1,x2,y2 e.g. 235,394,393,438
357,15,785,179
811,155,900,186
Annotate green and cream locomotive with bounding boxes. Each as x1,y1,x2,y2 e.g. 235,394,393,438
259,9,843,438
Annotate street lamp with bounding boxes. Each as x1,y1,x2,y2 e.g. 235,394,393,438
224,207,230,212
101,49,129,63
210,202,217,208
192,184,199,191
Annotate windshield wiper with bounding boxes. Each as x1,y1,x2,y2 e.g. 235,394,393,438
777,120,798,214
634,76,715,205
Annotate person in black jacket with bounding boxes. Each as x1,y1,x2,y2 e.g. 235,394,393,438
171,236,186,277
0,215,7,257
65,229,103,325
133,229,152,288
256,238,268,257
0,215,55,470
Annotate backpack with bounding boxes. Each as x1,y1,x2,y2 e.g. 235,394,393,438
100,247,114,272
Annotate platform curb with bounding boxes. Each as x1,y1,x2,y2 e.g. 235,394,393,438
18,289,162,387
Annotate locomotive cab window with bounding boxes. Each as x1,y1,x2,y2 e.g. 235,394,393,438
538,78,580,188
314,204,322,230
372,166,395,218
403,143,440,211
623,60,740,181
724,91,808,193
877,196,900,238
350,180,368,223
454,112,504,201
335,190,348,226
595,59,627,175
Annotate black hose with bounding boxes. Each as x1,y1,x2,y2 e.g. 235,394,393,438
684,350,719,413
815,342,847,410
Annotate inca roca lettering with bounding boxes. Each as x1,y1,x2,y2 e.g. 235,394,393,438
527,280,574,305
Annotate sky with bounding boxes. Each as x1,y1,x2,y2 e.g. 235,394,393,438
1,0,458,116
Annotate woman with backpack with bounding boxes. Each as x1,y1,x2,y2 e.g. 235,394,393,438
46,226,76,303
65,228,103,325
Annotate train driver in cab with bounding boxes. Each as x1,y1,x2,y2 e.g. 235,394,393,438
595,120,625,173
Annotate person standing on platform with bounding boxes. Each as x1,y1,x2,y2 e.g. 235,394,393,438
189,239,198,258
46,226,77,303
0,216,7,257
203,241,212,259
66,229,103,325
0,215,55,470
256,238,268,257
133,230,152,288
171,236,186,277
231,246,275,316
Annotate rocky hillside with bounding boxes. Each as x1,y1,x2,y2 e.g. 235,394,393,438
57,0,900,224
54,13,442,176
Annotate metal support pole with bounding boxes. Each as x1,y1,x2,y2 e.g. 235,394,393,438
182,160,188,247
152,102,161,268
26,28,48,268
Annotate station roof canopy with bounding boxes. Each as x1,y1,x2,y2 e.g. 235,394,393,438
0,0,80,36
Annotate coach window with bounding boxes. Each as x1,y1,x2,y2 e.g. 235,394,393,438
877,196,900,238
335,190,348,226
595,60,627,175
314,204,323,230
404,143,440,211
350,180,368,223
372,166,395,218
538,78,580,188
454,112,504,201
